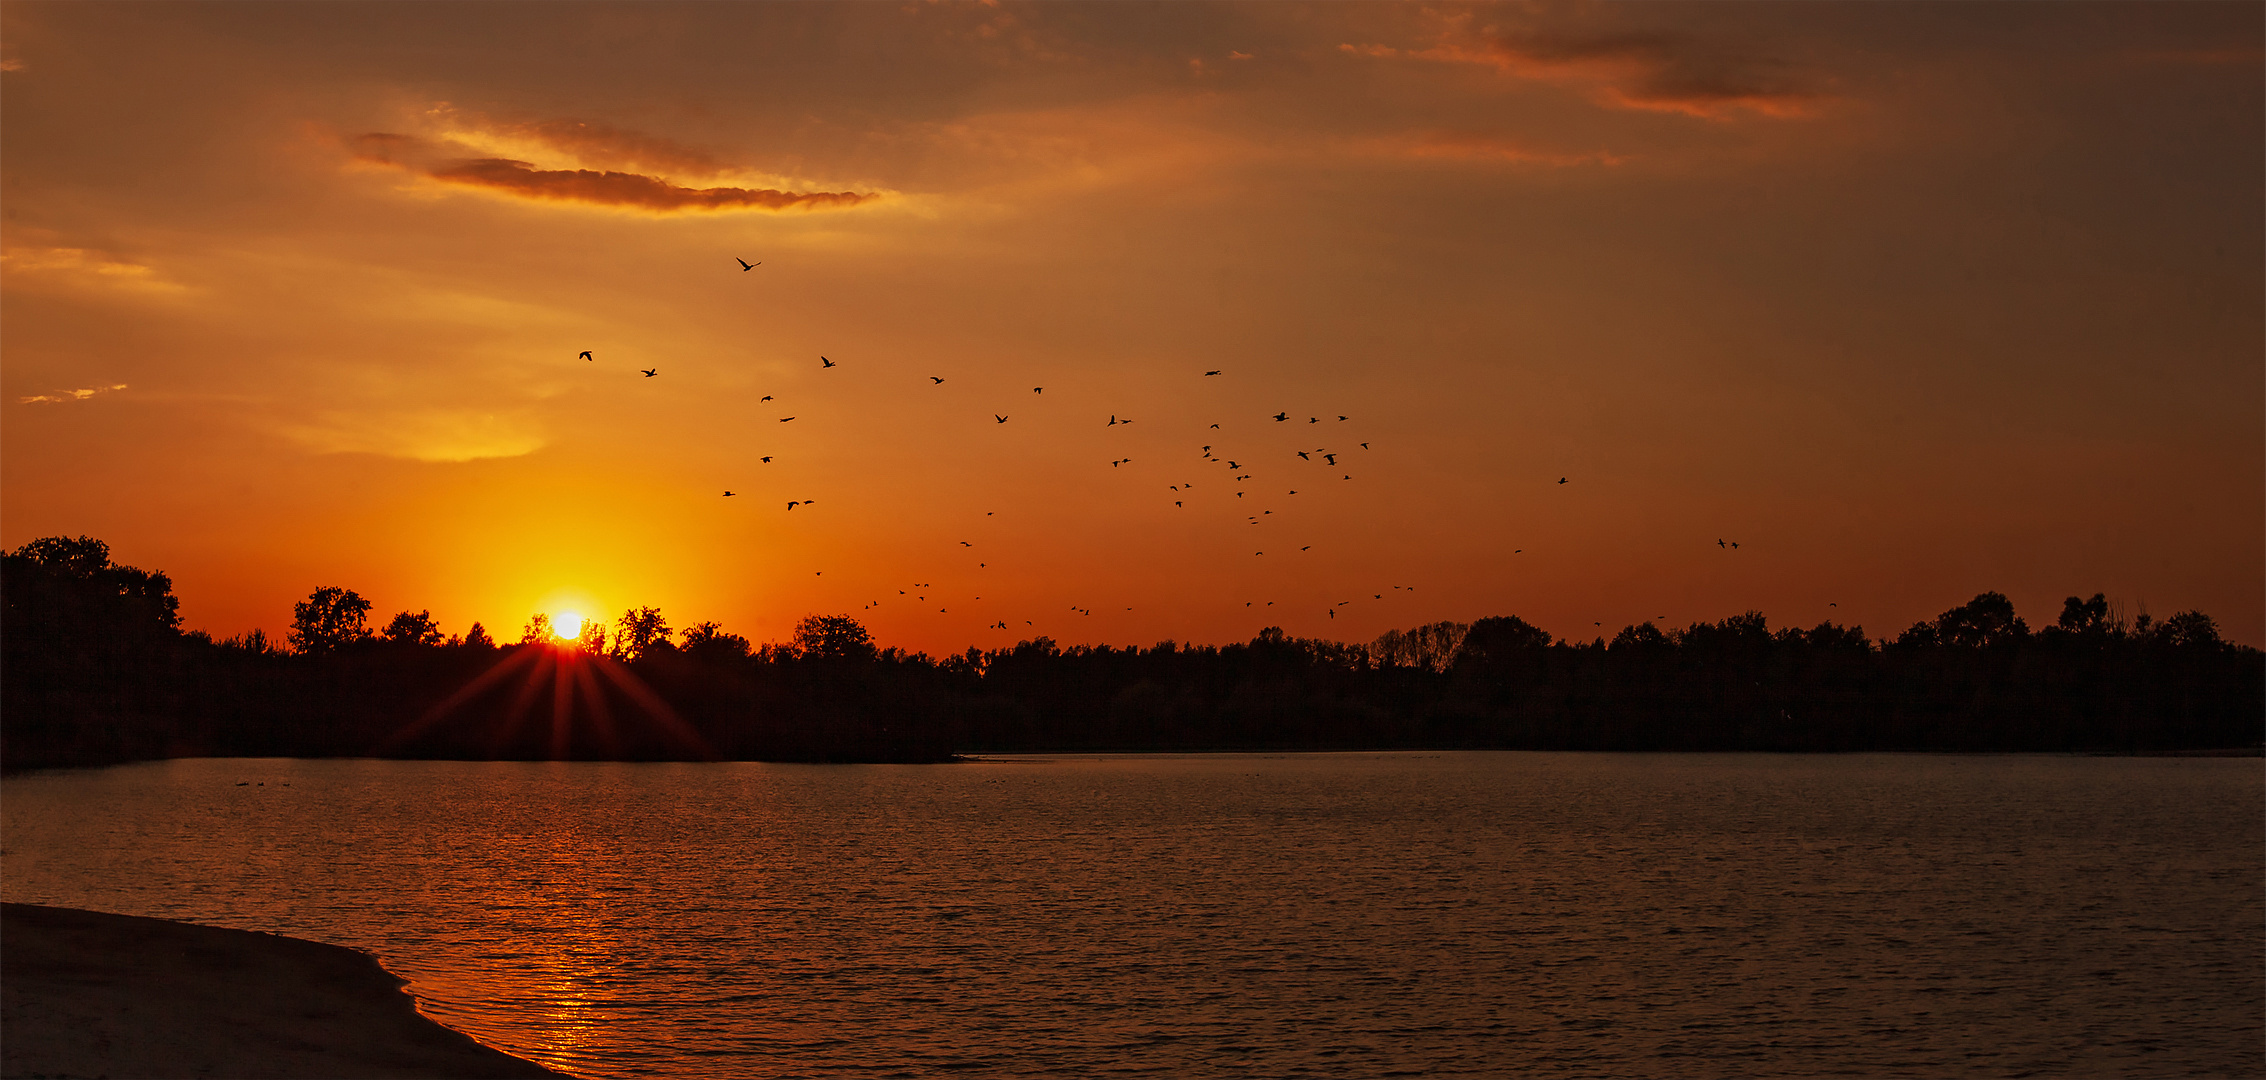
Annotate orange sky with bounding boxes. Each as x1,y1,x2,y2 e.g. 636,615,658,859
4,2,2260,651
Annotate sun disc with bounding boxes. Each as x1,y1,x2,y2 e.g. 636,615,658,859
553,612,584,639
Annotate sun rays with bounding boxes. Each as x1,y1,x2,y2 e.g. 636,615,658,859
379,642,713,760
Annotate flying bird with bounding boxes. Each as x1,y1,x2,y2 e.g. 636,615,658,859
1273,412,1288,422
723,491,734,496
1033,387,1043,393
787,501,800,510
1324,454,1337,465
1360,442,1369,449
961,541,973,547
1558,477,1568,484
579,350,592,360
1297,451,1310,460
1301,546,1310,551
761,395,773,402
1309,417,1319,424
641,369,658,377
737,258,759,271
779,416,796,422
931,376,945,384
821,356,835,368
761,456,773,463
1205,370,1221,376
996,415,1009,423
1338,415,1348,421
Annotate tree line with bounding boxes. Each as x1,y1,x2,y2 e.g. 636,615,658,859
4,535,2257,771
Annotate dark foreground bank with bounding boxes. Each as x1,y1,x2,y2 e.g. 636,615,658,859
0,903,564,1079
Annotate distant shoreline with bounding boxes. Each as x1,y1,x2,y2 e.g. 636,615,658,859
4,744,2259,778
0,903,565,1079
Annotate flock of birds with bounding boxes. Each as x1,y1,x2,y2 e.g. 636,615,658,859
575,256,1753,642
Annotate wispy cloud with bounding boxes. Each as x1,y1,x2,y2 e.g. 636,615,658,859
277,407,546,462
20,384,128,405
347,119,881,214
1369,132,1628,168
0,245,188,294
1343,26,1819,120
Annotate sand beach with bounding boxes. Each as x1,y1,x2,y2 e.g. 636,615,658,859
1,903,563,1079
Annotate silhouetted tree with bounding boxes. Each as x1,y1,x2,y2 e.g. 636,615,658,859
520,614,553,644
2149,611,2224,648
792,615,876,660
1931,591,2029,647
612,606,671,662
289,587,371,654
383,609,444,646
2056,593,2114,636
681,620,751,661
221,628,276,654
462,621,495,650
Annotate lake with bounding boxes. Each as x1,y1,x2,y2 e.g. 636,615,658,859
3,753,2258,1078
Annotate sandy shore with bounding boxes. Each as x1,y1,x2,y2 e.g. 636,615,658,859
2,903,566,1079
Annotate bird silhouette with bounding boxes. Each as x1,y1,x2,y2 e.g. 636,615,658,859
641,369,658,377
1109,415,1119,426
1205,370,1221,376
1558,477,1567,484
779,416,796,422
1273,412,1288,422
821,356,835,368
579,350,592,360
723,491,735,496
1360,442,1369,449
1323,454,1337,465
1337,415,1348,421
960,541,973,547
1210,423,1220,429
761,456,773,463
931,376,945,384
1033,387,1043,393
787,501,800,510
996,415,1009,423
1718,539,1726,548
1731,542,1740,549
1309,417,1319,423
737,258,759,271
761,395,773,402
1297,451,1310,460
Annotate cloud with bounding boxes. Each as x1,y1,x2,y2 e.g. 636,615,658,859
20,384,128,405
424,109,732,178
0,245,188,294
348,124,880,214
1343,27,1818,119
278,408,546,462
425,157,878,212
1373,132,1627,168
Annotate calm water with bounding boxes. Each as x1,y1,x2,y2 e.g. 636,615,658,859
2,753,2258,1078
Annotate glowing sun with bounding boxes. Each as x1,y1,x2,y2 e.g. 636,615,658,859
552,612,584,640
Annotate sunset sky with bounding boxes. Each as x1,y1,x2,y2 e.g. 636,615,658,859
4,2,2260,652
